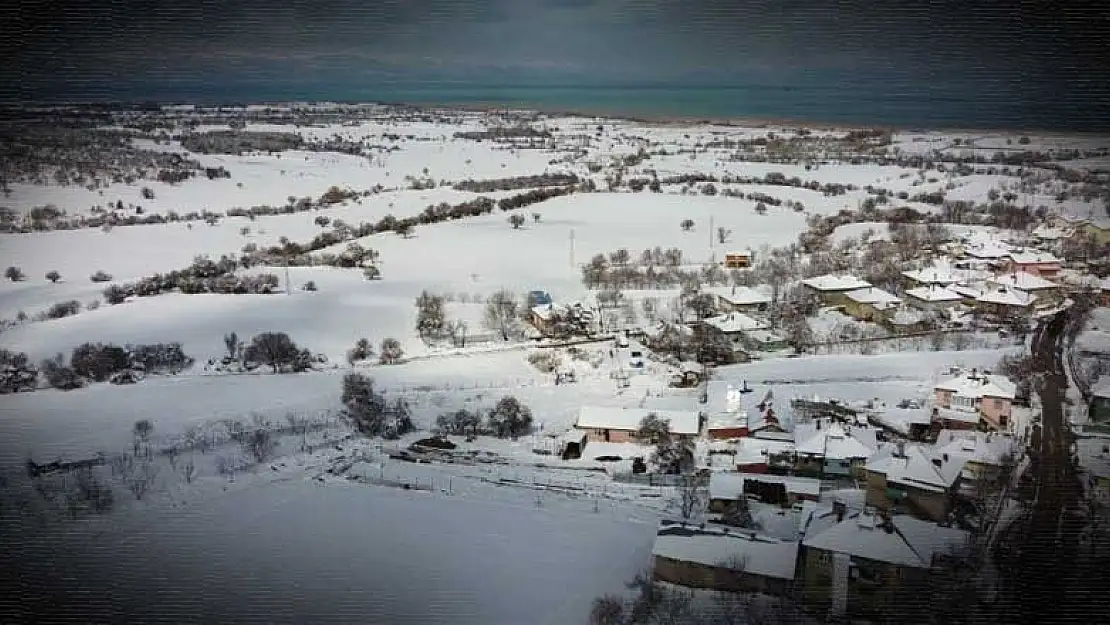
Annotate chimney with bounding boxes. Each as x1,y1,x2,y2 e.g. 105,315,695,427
932,457,942,468
833,499,847,522
942,453,949,462
896,441,905,458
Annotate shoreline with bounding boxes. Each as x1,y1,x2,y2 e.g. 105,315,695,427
7,96,1110,138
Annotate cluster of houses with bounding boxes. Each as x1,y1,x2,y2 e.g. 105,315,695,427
800,234,1079,333
552,372,1021,619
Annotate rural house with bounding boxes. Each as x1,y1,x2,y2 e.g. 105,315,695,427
792,421,876,478
800,507,970,619
933,367,1016,431
842,287,903,322
702,285,772,315
863,443,961,522
704,380,750,439
529,303,570,336
734,436,797,474
702,312,787,353
708,471,822,511
801,274,872,306
933,430,1017,488
903,284,965,313
573,406,700,443
968,284,1036,322
651,521,799,596
987,271,1063,307
999,249,1063,279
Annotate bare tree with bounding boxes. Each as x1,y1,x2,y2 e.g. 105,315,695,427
681,218,695,232
677,474,706,523
133,419,154,457
240,415,278,464
483,289,519,341
717,226,732,245
508,213,525,229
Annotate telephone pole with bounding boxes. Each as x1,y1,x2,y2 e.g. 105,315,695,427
569,228,576,267
284,253,292,296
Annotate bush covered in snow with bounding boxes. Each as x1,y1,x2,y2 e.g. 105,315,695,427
0,349,38,394
486,396,533,439
341,373,415,439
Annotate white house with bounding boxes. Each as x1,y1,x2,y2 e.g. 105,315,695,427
574,406,700,443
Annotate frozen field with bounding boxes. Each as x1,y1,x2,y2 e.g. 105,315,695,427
5,476,658,625
1,108,1100,622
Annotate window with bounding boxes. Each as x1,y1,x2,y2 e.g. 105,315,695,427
993,399,1004,410
816,551,831,565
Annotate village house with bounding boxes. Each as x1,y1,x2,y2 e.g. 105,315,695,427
999,249,1063,279
966,283,1037,322
573,406,700,443
841,286,903,323
903,283,966,313
734,436,797,474
1101,276,1110,307
887,306,932,334
651,521,799,596
707,472,822,512
800,506,970,619
528,302,571,337
863,442,961,522
801,274,872,307
702,312,787,353
702,285,772,315
1064,215,1110,246
958,237,1016,265
704,380,750,439
932,367,1016,431
987,271,1063,308
933,429,1017,487
792,421,876,479
901,259,991,290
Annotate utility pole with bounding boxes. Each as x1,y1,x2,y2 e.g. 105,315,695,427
569,228,576,268
284,252,291,296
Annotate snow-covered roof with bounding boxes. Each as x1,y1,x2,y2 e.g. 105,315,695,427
704,312,768,334
703,285,772,306
744,330,786,345
972,285,1036,308
735,437,796,464
962,239,1015,260
890,308,928,327
530,303,567,320
1031,224,1071,240
844,287,902,307
574,406,700,435
934,433,1015,467
935,370,1017,400
802,511,970,569
1005,250,1061,265
905,284,965,303
705,380,745,415
708,471,822,500
933,406,982,425
802,274,872,292
864,445,959,492
1100,276,1110,292
793,423,875,460
988,272,1059,292
652,524,800,580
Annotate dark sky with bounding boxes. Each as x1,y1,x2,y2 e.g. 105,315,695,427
4,0,1110,118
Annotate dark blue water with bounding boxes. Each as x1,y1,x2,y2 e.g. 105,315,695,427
44,78,1110,133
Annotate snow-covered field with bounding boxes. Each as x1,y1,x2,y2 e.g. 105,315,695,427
2,107,1102,623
